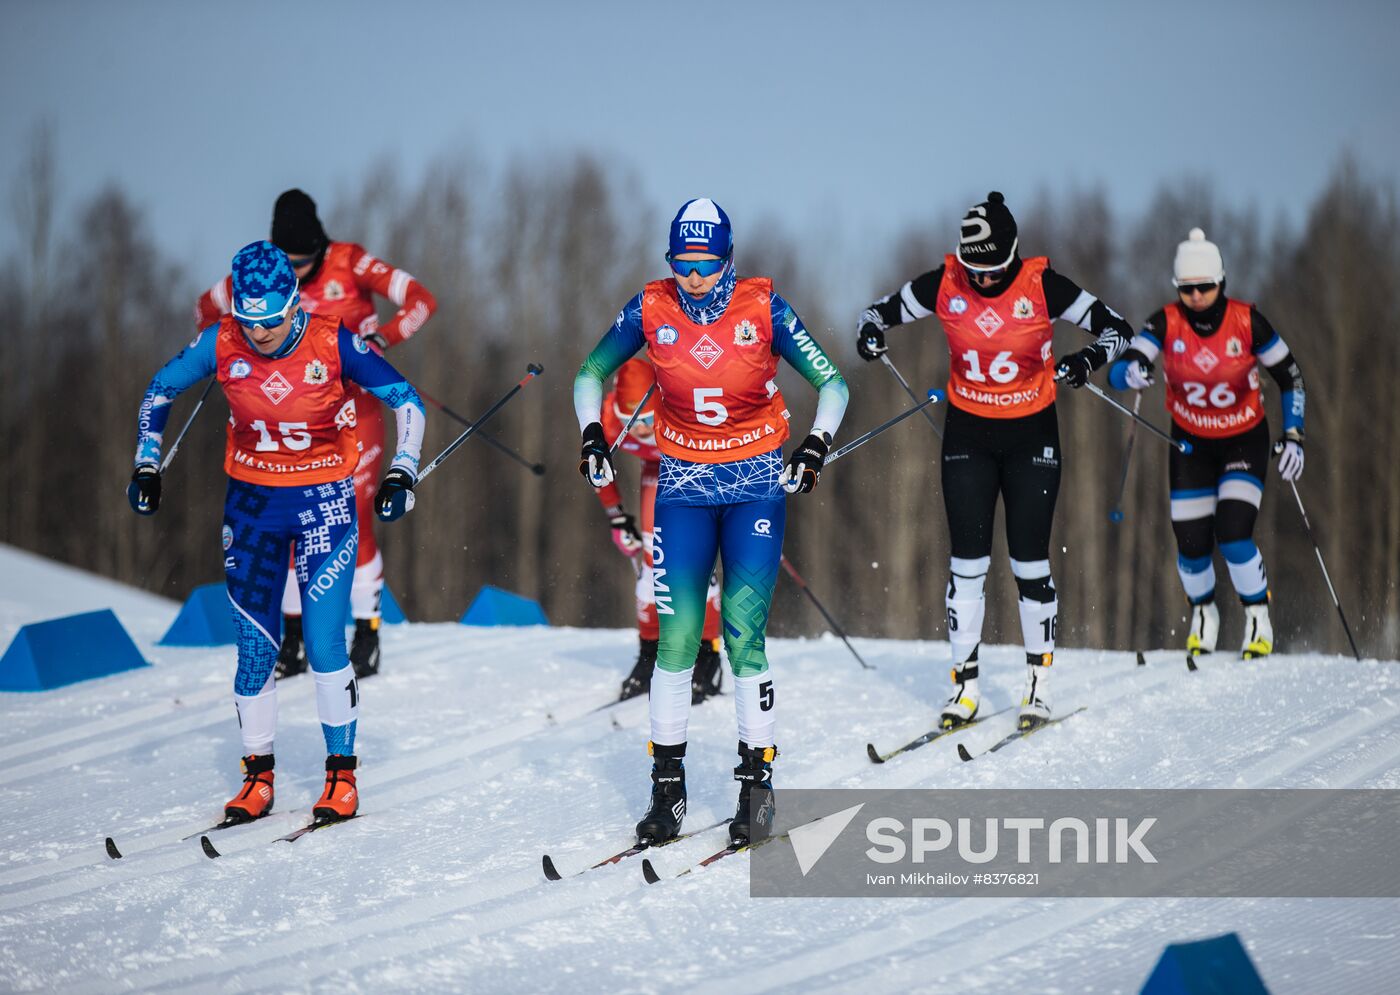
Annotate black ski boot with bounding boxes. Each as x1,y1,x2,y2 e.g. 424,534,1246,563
729,742,776,847
619,637,659,701
691,639,723,704
350,617,381,679
635,741,686,845
274,614,307,679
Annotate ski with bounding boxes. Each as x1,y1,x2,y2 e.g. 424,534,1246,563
104,815,263,860
199,814,357,858
865,706,1013,764
642,823,797,883
541,818,728,881
956,706,1088,763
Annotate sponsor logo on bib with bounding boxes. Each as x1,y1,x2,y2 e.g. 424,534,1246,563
690,334,723,369
261,370,293,405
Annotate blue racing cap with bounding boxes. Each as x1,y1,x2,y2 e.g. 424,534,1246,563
231,240,300,326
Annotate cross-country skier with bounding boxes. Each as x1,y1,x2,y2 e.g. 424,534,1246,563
1109,228,1306,660
596,357,726,703
856,191,1133,731
575,198,848,847
196,189,437,680
132,240,426,824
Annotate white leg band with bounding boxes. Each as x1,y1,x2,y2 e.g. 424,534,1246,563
733,671,776,748
648,666,692,746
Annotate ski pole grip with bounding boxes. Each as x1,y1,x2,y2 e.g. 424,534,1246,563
927,389,946,403
1178,439,1193,454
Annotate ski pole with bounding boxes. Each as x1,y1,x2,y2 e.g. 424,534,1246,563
159,378,216,474
1108,392,1142,523
417,364,543,484
1276,462,1362,661
1083,381,1191,454
880,355,944,440
825,390,945,467
780,555,873,670
418,388,545,476
611,383,657,453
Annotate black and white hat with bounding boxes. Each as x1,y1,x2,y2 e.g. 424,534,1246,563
957,191,1018,270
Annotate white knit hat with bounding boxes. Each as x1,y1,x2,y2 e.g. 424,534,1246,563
1173,227,1225,284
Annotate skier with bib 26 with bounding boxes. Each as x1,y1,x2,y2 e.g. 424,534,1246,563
575,199,848,847
1109,227,1305,660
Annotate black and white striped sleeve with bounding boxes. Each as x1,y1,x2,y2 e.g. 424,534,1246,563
858,266,945,332
1043,268,1133,367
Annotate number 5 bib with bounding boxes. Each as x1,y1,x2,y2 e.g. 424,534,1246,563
935,255,1055,419
216,313,361,485
641,277,791,463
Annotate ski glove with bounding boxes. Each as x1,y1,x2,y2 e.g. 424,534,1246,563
1054,346,1102,389
127,465,161,516
856,318,887,362
1275,428,1305,482
375,467,416,522
608,509,644,556
782,432,830,494
579,421,615,487
1124,359,1155,390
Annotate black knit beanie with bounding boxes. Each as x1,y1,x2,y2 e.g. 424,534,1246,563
270,189,328,256
956,191,1018,269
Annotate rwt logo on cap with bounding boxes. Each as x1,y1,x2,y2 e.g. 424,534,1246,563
669,198,732,258
241,297,269,315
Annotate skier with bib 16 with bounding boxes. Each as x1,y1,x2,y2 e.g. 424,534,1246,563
1109,228,1306,660
856,192,1134,732
575,199,848,847
131,240,426,825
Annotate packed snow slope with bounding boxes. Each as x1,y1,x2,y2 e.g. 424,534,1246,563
2,544,1399,994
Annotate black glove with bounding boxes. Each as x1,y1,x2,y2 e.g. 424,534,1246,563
856,319,887,362
782,432,830,494
1054,347,1101,388
579,421,615,487
127,465,161,515
374,467,416,522
607,508,644,556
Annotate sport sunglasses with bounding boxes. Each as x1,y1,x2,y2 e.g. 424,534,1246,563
665,253,729,278
235,292,300,331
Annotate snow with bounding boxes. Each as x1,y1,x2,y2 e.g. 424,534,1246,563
2,543,1399,993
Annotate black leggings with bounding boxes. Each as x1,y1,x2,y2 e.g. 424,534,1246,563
1168,420,1270,558
941,403,1061,574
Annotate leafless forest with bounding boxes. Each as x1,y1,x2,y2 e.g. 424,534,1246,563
4,132,1397,660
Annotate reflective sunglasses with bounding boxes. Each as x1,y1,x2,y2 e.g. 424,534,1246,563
286,252,320,270
236,293,299,332
963,263,1009,287
666,253,729,278
1175,281,1219,296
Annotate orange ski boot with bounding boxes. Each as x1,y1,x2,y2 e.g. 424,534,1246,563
224,754,275,823
313,755,359,821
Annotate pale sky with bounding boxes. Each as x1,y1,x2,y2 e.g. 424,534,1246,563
3,0,1397,289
